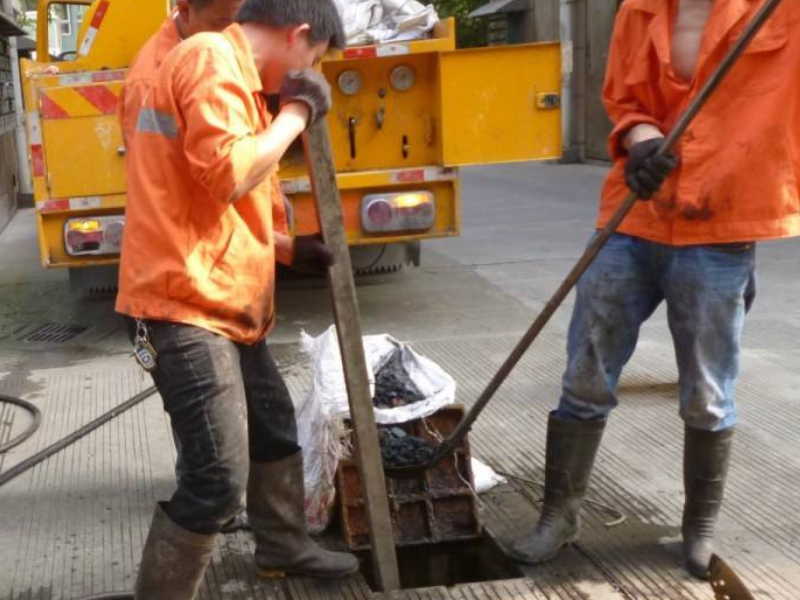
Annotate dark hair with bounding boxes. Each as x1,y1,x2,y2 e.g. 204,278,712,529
187,0,215,8
235,0,345,49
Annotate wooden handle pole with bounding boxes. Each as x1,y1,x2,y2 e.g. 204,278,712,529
302,122,401,592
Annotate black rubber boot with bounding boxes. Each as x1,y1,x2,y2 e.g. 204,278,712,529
683,426,734,580
509,414,606,564
248,452,360,579
134,503,217,600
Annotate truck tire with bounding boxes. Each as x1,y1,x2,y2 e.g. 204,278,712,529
68,265,119,297
351,242,421,276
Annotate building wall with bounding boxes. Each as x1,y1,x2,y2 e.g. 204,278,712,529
518,0,618,161
0,35,18,233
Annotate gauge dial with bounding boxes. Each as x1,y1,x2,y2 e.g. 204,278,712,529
337,70,363,96
390,65,416,92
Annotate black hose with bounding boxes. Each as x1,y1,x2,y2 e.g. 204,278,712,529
0,394,42,454
0,386,157,488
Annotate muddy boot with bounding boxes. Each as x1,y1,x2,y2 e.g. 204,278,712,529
683,426,734,580
134,503,217,600
248,452,360,579
509,415,605,565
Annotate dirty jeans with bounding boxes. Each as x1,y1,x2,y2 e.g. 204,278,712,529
556,233,756,431
129,320,300,534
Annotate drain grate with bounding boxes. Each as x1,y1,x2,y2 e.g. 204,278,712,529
20,322,89,343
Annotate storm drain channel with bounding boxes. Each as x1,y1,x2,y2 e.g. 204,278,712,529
17,322,89,343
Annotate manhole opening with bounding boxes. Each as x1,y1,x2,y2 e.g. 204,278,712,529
359,534,522,591
20,322,89,343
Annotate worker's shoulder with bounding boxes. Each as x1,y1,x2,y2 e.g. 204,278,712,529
157,31,240,92
616,0,660,17
128,27,177,82
167,31,237,68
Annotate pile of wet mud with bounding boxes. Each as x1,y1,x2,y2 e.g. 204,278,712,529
379,426,435,468
372,350,426,409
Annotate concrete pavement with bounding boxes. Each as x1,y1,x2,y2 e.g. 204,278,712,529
1,162,799,599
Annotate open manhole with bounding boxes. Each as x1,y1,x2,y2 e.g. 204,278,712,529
359,535,522,591
19,322,89,343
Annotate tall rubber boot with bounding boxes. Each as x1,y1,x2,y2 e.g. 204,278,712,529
683,426,734,580
509,414,606,564
134,503,217,600
248,452,360,579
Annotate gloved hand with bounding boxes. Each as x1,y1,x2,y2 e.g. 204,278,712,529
279,70,332,128
624,138,679,199
292,235,335,273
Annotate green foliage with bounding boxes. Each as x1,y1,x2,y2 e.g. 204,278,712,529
429,0,488,48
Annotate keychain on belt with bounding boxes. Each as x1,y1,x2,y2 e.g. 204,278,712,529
133,319,158,372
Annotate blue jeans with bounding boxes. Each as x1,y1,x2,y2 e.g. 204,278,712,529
556,234,756,431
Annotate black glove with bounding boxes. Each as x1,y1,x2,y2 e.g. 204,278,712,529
279,70,332,128
292,235,335,273
624,138,679,199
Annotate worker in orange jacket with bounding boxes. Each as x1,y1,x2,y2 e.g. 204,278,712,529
511,0,800,580
115,1,358,597
119,0,251,534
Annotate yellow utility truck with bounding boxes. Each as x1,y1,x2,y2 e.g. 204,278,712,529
21,0,561,292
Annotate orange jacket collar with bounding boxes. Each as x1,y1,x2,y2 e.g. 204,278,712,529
222,23,263,94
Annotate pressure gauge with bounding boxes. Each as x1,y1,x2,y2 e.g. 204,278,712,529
390,65,416,92
337,70,363,96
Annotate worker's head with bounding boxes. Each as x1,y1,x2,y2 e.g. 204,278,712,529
176,0,244,37
235,0,345,92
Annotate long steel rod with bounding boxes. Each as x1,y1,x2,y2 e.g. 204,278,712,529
429,0,786,466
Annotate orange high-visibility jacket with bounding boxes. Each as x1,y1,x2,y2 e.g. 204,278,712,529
116,24,291,344
119,18,180,147
598,0,800,245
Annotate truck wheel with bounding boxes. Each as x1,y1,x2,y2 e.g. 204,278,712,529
351,242,420,276
68,265,119,297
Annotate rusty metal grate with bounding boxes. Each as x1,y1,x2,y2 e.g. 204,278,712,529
338,405,482,551
19,322,89,343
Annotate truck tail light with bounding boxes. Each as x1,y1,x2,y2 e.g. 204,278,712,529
64,215,126,256
361,191,435,233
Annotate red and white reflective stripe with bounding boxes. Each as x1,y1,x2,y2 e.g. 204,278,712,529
27,111,44,177
280,167,455,195
56,70,125,87
90,70,126,83
37,199,69,212
343,42,410,60
78,0,111,57
69,196,102,210
37,196,103,213
390,167,455,184
27,111,42,144
58,72,92,86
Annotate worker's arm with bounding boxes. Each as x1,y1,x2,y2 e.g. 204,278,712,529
602,7,665,159
603,7,677,198
270,177,294,265
174,47,306,205
228,104,308,203
231,70,332,203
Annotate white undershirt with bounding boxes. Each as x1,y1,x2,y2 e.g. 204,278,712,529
626,0,714,147
671,0,714,82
